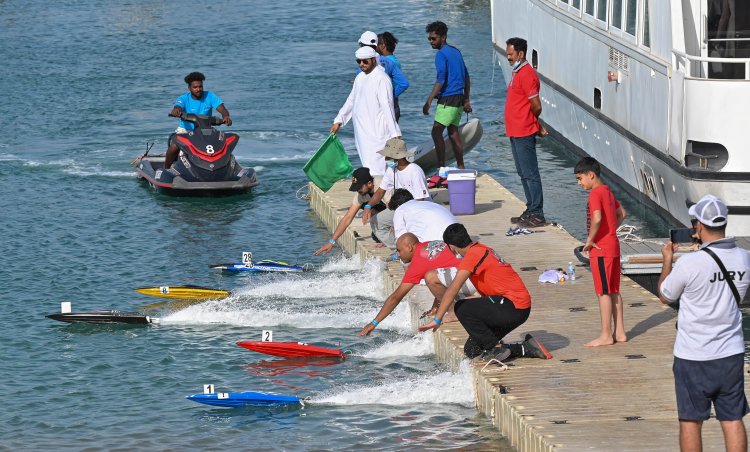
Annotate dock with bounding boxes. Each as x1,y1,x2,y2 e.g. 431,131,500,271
309,174,748,451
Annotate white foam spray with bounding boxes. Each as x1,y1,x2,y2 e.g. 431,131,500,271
311,359,475,407
162,256,386,328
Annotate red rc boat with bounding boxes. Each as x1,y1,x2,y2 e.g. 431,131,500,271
237,341,345,359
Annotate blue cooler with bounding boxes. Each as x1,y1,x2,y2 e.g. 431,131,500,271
447,170,477,215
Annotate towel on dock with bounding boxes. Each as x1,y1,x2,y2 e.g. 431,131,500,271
539,269,568,284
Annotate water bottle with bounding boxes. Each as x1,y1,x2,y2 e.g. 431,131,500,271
568,262,576,281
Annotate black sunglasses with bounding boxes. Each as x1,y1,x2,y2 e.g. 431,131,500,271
355,58,372,64
428,36,440,41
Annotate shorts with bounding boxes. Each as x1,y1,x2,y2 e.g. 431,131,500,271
591,256,620,295
673,353,750,421
436,267,477,298
434,94,464,127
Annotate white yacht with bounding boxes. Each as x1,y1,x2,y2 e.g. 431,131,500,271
491,0,749,235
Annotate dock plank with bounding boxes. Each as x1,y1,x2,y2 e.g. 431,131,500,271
309,174,748,451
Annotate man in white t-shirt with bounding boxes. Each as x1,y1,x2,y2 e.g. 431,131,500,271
658,194,750,452
361,138,431,249
388,188,457,242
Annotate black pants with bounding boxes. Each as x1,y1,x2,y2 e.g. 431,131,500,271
454,296,530,358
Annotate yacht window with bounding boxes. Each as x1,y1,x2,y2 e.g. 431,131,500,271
597,0,608,22
642,0,651,47
707,0,750,79
626,0,638,35
572,0,581,9
560,0,568,4
612,0,623,29
585,0,595,15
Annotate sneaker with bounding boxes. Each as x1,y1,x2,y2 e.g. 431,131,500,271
518,213,547,228
492,346,512,362
477,344,511,362
510,210,529,224
522,334,552,359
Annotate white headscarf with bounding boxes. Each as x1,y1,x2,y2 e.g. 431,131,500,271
355,46,378,60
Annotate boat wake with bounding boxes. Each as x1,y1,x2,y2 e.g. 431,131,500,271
310,360,474,407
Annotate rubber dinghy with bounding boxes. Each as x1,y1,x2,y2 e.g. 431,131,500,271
409,118,483,172
209,260,305,273
47,310,157,325
187,391,303,408
237,341,346,359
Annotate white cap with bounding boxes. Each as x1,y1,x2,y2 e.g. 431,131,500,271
358,31,378,47
688,194,728,227
355,46,378,60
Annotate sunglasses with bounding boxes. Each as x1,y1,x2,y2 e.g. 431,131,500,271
428,36,440,42
355,58,372,64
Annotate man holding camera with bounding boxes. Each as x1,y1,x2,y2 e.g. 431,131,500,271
658,194,750,452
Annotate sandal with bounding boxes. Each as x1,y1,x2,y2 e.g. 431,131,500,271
427,175,448,189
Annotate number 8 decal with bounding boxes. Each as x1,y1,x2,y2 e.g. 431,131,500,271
205,145,215,154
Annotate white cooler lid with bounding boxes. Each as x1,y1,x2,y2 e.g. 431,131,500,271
446,170,477,181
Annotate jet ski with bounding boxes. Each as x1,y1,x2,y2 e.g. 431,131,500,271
133,113,259,196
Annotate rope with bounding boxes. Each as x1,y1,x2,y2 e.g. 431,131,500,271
616,224,663,245
296,184,310,201
480,358,509,373
549,221,569,234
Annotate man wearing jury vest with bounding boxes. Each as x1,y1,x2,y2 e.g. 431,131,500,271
658,195,750,452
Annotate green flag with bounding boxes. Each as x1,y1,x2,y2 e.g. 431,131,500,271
303,134,354,192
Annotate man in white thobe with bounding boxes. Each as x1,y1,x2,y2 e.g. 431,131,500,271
331,46,401,177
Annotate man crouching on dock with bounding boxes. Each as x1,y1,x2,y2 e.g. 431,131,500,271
357,233,473,336
419,223,551,361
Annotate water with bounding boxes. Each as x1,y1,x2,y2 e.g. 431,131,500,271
1,0,674,450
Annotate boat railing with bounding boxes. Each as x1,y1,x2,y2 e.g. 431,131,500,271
672,49,750,80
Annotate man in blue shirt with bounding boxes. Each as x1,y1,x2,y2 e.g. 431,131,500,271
358,31,409,121
422,21,471,170
164,72,232,169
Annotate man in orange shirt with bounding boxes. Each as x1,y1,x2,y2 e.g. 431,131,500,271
419,223,551,360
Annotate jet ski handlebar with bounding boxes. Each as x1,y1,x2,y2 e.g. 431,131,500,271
170,113,224,127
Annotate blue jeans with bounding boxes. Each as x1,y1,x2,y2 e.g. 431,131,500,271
510,134,544,216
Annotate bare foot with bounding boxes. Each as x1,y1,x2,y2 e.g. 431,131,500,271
585,336,615,347
614,335,628,343
374,243,386,248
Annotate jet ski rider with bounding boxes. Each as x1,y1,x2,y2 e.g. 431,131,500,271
164,71,232,169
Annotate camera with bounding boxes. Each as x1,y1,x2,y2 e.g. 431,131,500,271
670,228,696,244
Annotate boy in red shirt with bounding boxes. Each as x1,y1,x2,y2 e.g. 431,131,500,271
574,157,627,347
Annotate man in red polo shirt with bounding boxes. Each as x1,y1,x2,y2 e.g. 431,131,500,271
357,232,476,336
505,37,548,228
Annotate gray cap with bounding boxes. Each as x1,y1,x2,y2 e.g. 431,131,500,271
688,194,728,227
